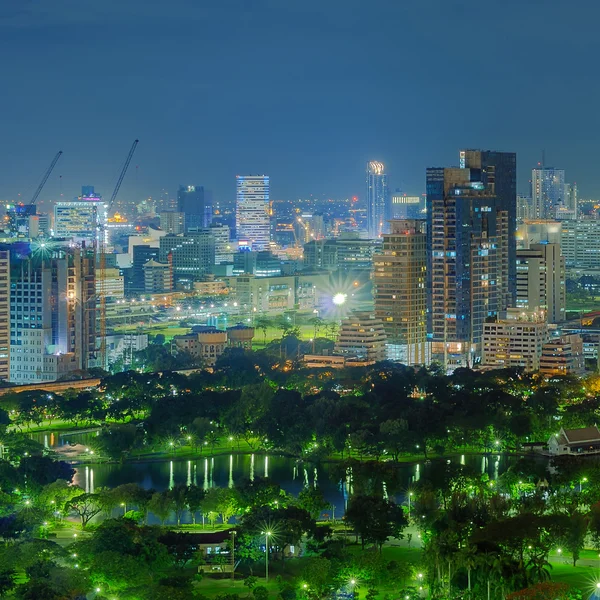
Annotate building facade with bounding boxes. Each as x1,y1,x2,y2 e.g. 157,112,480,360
426,149,516,369
530,243,565,324
561,219,600,268
540,334,585,376
366,161,389,239
53,195,107,244
159,232,215,283
532,167,565,220
373,220,427,365
9,245,97,384
482,309,549,372
177,186,212,231
236,175,270,251
334,312,387,363
159,211,186,235
0,251,9,380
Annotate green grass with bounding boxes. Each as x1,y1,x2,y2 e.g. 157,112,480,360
549,562,598,592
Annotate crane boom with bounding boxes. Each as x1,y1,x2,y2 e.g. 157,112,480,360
108,139,138,209
29,151,63,206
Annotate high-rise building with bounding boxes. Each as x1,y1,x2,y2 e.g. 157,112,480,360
530,242,565,324
196,224,232,264
389,194,423,220
53,193,107,244
427,149,516,369
374,219,427,365
177,186,212,231
561,219,600,268
0,251,9,380
366,161,389,239
517,195,533,222
131,245,159,293
159,211,185,235
9,244,97,383
516,248,547,314
532,167,565,219
159,232,215,283
236,175,270,251
540,334,585,376
143,260,172,293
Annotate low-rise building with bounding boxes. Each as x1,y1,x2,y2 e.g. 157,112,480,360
226,324,254,350
549,426,600,456
482,309,549,372
173,327,227,366
143,259,172,294
334,312,387,364
540,334,585,376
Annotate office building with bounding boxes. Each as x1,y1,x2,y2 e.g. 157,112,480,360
233,250,281,277
366,161,389,238
334,312,387,363
0,252,9,380
236,175,270,250
427,149,516,369
9,245,97,384
177,186,212,231
143,259,172,293
196,224,232,264
517,195,533,222
96,267,125,299
532,167,565,220
53,193,107,244
516,249,547,313
518,220,562,248
159,211,185,235
561,219,600,269
374,220,427,365
131,245,159,293
303,240,339,271
6,204,37,239
531,243,565,324
159,232,215,283
389,194,423,220
540,334,585,376
482,309,549,372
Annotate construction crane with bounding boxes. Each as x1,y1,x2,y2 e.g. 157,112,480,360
98,139,139,370
28,150,63,206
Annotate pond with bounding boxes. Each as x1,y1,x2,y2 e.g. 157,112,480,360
31,429,518,524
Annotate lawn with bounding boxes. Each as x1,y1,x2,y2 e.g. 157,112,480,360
550,562,599,592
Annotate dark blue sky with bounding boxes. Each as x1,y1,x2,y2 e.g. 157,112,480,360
1,0,598,205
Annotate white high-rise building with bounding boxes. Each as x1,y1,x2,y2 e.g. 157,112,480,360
366,161,389,239
236,175,270,251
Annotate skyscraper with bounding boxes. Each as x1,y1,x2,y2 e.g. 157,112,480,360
532,167,565,219
374,219,427,365
426,149,517,369
9,244,97,383
177,185,212,231
366,161,389,238
236,175,270,251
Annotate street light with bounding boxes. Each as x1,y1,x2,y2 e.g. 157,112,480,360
580,476,588,492
262,531,272,581
231,531,237,581
408,492,413,520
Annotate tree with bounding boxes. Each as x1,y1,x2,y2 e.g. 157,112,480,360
37,481,83,517
168,484,189,526
66,493,102,528
18,456,74,491
185,485,205,525
149,491,173,525
297,486,331,520
0,569,16,597
563,511,589,566
345,495,407,550
300,557,333,598
90,424,139,461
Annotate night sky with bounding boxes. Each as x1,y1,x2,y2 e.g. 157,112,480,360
1,0,598,205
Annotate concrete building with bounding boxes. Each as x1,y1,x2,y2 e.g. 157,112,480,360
130,245,159,293
530,243,565,324
516,248,547,313
334,312,387,363
159,211,185,235
482,309,549,372
53,193,107,244
106,333,149,366
159,232,215,283
0,251,9,380
9,245,97,384
303,240,338,271
561,219,600,269
173,327,227,366
96,267,125,299
374,220,427,365
143,259,172,293
427,150,516,369
389,195,423,221
236,176,270,251
532,167,565,220
226,324,255,350
540,334,585,376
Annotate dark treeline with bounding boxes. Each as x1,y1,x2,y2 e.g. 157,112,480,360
1,350,598,462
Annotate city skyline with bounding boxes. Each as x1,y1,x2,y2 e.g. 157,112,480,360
2,1,600,203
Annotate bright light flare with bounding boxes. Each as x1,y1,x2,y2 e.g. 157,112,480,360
332,293,347,306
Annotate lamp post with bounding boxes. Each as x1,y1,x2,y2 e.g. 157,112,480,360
580,476,588,493
262,531,272,581
231,531,236,581
408,492,413,520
